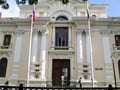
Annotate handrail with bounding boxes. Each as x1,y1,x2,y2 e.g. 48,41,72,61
0,86,119,90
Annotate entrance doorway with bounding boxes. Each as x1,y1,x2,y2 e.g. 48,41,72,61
52,59,70,86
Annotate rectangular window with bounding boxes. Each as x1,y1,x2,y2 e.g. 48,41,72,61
115,35,120,49
39,11,44,16
80,11,85,17
3,35,11,45
55,27,68,49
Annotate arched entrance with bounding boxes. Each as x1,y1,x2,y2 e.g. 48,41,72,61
0,57,8,77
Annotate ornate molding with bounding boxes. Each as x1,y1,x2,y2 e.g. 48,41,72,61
0,17,51,26
48,47,75,59
15,30,25,34
39,28,48,35
73,17,120,26
76,28,88,33
0,30,15,34
100,30,110,35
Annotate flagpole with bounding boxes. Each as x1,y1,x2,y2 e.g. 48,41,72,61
27,4,35,87
86,1,94,87
88,18,94,87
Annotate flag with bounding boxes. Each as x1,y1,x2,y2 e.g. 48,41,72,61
86,1,90,19
32,4,36,22
0,12,2,18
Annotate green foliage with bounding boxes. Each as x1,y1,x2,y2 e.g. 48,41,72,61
16,0,38,5
1,3,9,9
20,0,26,4
28,0,38,5
16,0,26,5
62,0,69,4
0,0,6,4
82,0,88,2
16,0,19,5
0,0,9,9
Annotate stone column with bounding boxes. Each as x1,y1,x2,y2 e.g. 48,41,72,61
39,28,47,81
75,29,85,87
47,56,53,86
52,26,55,49
69,26,72,48
86,31,91,63
101,31,114,82
31,30,38,62
77,29,83,63
30,30,39,79
85,30,91,81
11,30,24,79
76,29,83,79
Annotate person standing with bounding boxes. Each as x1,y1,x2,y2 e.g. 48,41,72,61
19,83,23,90
78,77,82,88
61,75,65,86
4,81,9,86
4,81,9,90
108,84,113,90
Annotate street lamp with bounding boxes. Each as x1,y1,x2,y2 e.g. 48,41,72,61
111,54,117,88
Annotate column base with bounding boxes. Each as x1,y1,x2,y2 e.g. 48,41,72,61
29,79,47,87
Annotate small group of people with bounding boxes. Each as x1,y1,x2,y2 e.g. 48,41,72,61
4,81,24,90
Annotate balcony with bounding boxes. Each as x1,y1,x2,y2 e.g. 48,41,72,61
0,45,12,54
48,46,74,57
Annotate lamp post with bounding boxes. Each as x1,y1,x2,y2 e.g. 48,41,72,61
111,54,117,88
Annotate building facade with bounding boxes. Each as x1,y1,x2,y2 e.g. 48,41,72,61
0,0,120,87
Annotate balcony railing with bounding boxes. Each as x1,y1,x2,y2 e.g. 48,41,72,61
50,46,71,50
49,46,74,55
55,46,69,50
0,45,12,54
0,86,119,90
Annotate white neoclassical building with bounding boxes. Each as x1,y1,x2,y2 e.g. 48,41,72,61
0,0,120,87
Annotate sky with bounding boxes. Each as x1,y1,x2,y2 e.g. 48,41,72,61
1,0,120,17
89,0,120,17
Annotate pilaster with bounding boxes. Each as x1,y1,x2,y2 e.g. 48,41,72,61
39,28,47,81
101,30,114,82
31,30,39,62
11,30,24,79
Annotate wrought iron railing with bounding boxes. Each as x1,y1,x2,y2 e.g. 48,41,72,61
0,86,119,90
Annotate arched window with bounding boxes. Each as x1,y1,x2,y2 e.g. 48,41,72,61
56,16,68,21
118,60,120,78
0,58,8,77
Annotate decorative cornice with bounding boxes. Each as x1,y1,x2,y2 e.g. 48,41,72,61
0,17,51,26
1,17,120,26
73,17,120,26
15,30,25,34
0,30,15,34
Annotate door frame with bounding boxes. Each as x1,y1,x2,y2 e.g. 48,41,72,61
52,59,70,86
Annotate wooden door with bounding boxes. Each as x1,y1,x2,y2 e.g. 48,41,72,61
52,59,70,86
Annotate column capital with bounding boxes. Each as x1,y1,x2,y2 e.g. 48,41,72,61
39,28,47,34
33,28,40,32
15,30,25,34
76,29,88,33
100,30,110,34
